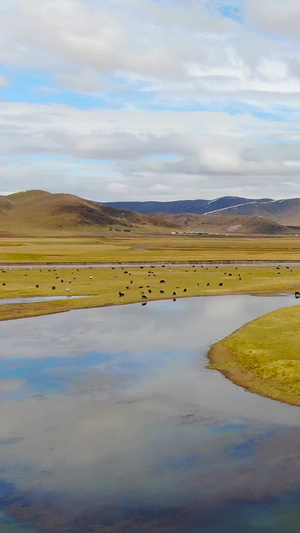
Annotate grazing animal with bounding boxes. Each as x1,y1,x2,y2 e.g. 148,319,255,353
160,280,165,283
61,279,64,283
160,290,164,294
295,292,300,299
36,284,39,288
142,302,147,306
228,273,232,277
196,283,199,287
183,288,187,292
89,276,93,279
2,283,5,286
173,298,176,302
207,283,210,286
219,283,223,286
173,291,176,296
119,291,125,297
139,286,143,288
148,289,152,293
141,295,147,299
52,286,56,290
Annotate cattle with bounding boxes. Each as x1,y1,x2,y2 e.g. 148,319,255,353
141,295,147,299
148,289,152,293
228,273,232,277
160,280,165,283
89,276,93,279
160,290,164,294
295,292,300,299
52,286,56,290
61,279,64,283
219,283,223,286
183,288,187,292
196,283,199,287
173,291,176,296
207,283,210,286
36,284,39,288
142,302,147,306
119,291,125,297
2,283,5,286
173,298,176,302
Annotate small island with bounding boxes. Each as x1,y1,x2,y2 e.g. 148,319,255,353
208,305,300,406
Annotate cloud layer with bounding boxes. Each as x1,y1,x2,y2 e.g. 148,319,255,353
1,0,300,200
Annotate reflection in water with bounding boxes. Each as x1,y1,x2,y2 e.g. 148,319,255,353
0,295,300,531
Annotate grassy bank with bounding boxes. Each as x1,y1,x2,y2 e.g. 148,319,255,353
0,263,300,322
208,305,300,405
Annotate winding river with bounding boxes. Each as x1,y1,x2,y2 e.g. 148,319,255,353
1,294,300,531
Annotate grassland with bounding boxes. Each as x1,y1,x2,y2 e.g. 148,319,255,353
208,305,300,405
2,234,300,263
0,262,300,322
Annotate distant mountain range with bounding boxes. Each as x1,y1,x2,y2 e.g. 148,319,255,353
104,197,272,215
104,196,300,227
1,190,300,236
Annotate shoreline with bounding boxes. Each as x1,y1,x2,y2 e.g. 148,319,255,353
208,306,300,407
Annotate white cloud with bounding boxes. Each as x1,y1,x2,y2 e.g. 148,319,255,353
246,0,300,37
1,103,300,200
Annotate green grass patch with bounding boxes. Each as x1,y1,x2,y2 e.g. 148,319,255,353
0,264,300,323
209,305,300,405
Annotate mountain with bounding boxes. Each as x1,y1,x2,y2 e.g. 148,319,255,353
104,197,272,215
155,213,294,235
0,190,176,236
200,198,300,226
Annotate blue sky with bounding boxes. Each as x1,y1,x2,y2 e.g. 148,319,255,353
1,0,300,201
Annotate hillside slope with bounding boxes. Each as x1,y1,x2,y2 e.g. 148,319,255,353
0,190,176,235
155,213,295,235
205,198,300,226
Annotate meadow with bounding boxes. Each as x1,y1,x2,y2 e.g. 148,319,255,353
2,234,300,263
0,260,300,322
209,305,300,406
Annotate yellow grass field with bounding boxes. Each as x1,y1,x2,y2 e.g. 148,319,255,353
1,234,300,263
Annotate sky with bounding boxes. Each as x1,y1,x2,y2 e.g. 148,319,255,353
1,0,300,201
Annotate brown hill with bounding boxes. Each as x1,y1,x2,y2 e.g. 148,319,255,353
155,213,297,235
0,190,176,236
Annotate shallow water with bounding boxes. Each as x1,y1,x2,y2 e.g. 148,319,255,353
1,294,300,531
0,295,86,305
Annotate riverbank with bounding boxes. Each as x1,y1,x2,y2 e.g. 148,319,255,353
208,305,300,406
0,263,300,322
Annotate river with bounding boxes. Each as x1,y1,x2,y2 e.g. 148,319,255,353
0,294,300,531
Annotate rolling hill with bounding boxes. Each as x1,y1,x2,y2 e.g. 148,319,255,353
156,213,294,235
0,190,177,236
1,190,299,236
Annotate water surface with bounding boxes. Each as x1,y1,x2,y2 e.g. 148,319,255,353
1,295,300,531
